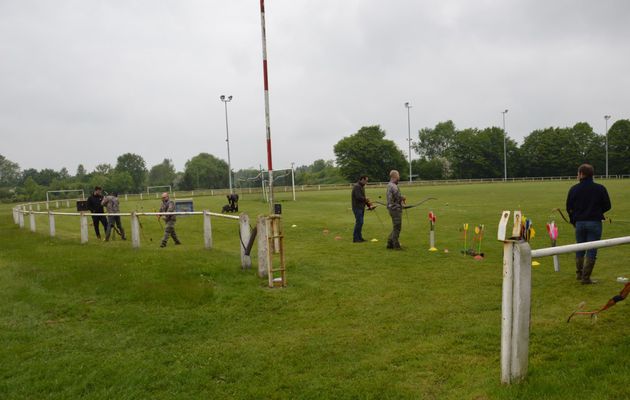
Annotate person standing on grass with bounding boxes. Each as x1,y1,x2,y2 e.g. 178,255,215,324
351,175,374,243
386,170,406,250
87,186,108,240
158,192,181,248
102,192,126,241
566,163,611,284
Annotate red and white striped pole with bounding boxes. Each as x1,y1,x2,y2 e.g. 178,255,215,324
260,0,274,212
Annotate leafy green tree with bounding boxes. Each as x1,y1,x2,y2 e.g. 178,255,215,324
415,120,457,160
0,154,20,186
148,159,177,187
115,153,147,192
608,119,630,175
94,163,113,175
108,171,134,193
334,126,408,182
411,158,448,180
181,153,229,190
21,176,43,201
75,164,87,181
294,159,345,185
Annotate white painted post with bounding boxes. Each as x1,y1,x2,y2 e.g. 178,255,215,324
203,211,213,249
239,213,252,270
429,230,435,249
66,199,70,208
131,212,140,248
501,241,514,384
140,193,143,200
257,215,268,278
552,255,560,272
80,213,88,244
12,208,18,225
37,203,40,211
510,242,532,381
49,212,56,237
29,204,32,211
29,212,36,232
18,211,24,228
56,201,59,208
46,202,49,210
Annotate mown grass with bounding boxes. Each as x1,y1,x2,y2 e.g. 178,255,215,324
1,181,629,399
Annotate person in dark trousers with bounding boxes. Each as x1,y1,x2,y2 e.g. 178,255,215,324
566,163,611,284
351,175,374,243
87,186,108,240
102,192,126,241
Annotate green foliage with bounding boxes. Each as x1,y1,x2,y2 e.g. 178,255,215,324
75,164,87,182
334,125,408,182
412,158,448,180
115,153,147,192
608,119,630,175
0,154,20,186
416,120,457,160
181,153,229,190
148,159,176,187
294,159,345,185
108,171,134,193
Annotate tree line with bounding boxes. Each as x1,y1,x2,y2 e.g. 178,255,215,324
2,119,629,201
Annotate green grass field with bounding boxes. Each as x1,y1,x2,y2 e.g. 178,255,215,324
1,181,629,399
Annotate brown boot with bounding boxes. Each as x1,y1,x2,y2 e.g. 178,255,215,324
575,256,584,281
581,257,597,285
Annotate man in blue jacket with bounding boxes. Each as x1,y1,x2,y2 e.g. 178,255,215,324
566,164,611,284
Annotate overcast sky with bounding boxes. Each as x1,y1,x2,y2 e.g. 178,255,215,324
1,0,629,173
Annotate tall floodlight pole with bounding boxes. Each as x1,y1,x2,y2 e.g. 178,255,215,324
220,95,233,194
502,109,509,181
260,0,274,212
604,115,611,178
405,102,413,182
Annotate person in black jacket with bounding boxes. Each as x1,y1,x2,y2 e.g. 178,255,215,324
566,164,611,284
87,186,108,240
351,175,374,243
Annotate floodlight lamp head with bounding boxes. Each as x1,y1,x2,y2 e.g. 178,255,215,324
220,95,225,100
604,115,611,120
503,109,509,114
228,95,233,101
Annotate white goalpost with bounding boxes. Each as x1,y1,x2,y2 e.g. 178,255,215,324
46,189,85,202
262,166,295,202
147,185,172,198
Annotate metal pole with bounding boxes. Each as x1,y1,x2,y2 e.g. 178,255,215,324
405,102,412,182
220,95,233,194
291,162,296,201
605,115,611,178
502,109,509,181
260,0,274,212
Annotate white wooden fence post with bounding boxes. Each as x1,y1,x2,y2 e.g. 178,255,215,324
37,203,40,211
510,242,532,381
56,201,59,208
501,242,514,384
501,240,532,384
18,211,24,228
29,212,36,232
131,212,140,248
203,211,213,249
49,212,56,237
13,208,18,225
140,193,143,200
46,202,49,210
239,213,252,270
125,194,128,201
29,204,32,211
257,215,268,278
66,200,70,208
80,213,88,244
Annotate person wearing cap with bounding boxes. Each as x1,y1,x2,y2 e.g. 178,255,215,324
158,192,181,247
101,192,126,241
566,163,611,284
86,186,108,239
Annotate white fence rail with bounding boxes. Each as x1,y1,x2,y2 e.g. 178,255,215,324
12,204,252,269
500,233,630,384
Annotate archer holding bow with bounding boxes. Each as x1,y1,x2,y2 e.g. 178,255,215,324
386,170,406,250
351,175,375,243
